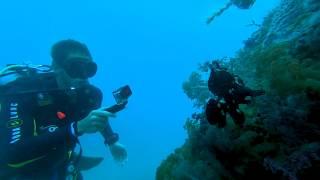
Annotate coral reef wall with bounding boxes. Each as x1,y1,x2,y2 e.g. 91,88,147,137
156,0,320,179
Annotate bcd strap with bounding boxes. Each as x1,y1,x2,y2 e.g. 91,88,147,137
66,138,83,180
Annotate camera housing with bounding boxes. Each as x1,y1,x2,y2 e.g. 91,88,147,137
104,85,132,113
112,85,132,104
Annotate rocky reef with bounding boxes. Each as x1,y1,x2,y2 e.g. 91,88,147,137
156,0,320,179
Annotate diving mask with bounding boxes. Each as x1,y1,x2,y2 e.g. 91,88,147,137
63,57,97,79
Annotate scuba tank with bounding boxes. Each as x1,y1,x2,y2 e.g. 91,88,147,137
0,64,56,96
0,64,53,86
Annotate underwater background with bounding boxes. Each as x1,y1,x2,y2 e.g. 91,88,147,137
2,0,319,179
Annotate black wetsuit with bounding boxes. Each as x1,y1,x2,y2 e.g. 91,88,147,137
206,68,264,127
0,73,117,179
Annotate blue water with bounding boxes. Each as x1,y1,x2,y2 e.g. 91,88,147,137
0,0,279,179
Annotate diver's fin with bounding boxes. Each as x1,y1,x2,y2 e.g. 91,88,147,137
77,156,104,171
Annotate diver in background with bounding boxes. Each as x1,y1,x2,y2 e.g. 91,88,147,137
0,40,127,179
207,0,256,24
205,61,265,128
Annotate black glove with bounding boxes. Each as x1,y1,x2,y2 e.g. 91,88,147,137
205,99,227,127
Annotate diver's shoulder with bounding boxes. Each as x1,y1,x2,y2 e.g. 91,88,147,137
15,71,57,85
0,72,58,95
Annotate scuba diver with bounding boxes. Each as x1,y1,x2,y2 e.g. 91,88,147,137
205,61,265,128
207,0,256,24
0,40,128,179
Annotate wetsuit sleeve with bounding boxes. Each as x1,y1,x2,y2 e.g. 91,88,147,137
101,123,119,145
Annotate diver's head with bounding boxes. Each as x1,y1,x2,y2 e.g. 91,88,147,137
209,60,222,71
51,39,97,87
51,39,97,79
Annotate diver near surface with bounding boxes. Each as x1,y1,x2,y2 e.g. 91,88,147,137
207,0,256,24
0,40,128,179
205,61,265,128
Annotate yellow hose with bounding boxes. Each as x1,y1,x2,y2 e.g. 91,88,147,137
0,65,25,76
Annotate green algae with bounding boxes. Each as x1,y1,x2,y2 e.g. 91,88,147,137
231,42,320,96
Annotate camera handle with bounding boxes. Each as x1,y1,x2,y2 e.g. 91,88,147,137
100,101,128,144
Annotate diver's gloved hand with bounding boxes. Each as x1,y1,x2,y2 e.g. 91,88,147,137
77,109,116,134
108,142,128,165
